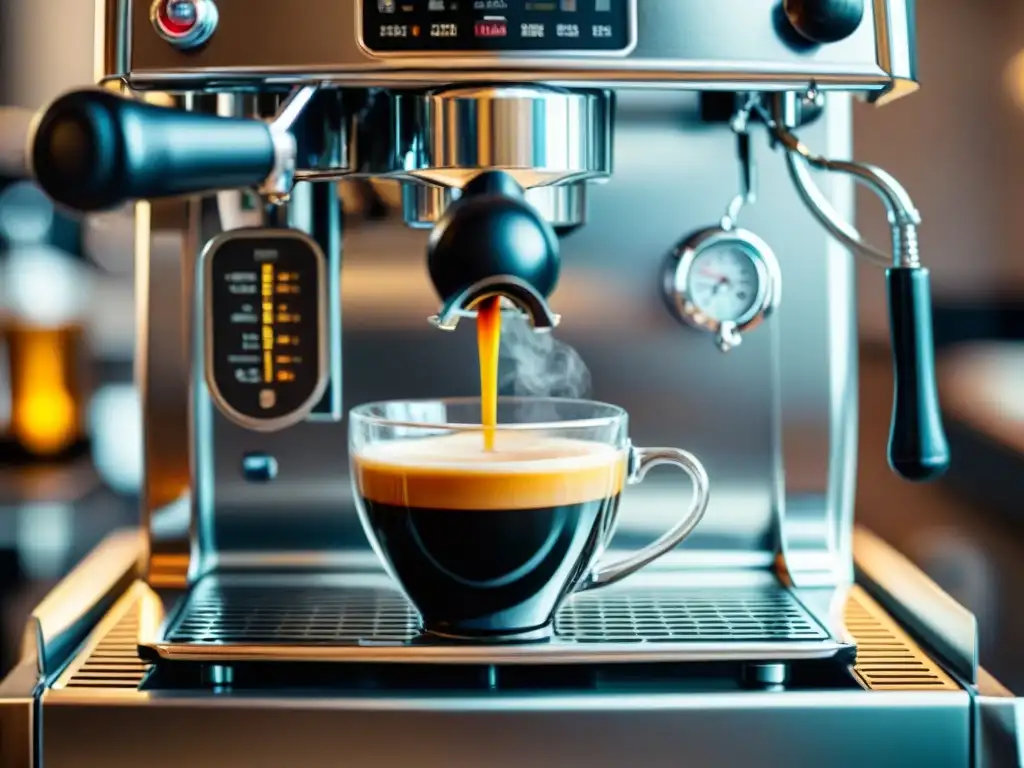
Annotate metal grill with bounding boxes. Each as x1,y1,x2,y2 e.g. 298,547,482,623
54,581,959,692
147,575,844,664
168,581,825,646
167,583,418,644
61,591,150,690
845,588,958,691
559,589,825,643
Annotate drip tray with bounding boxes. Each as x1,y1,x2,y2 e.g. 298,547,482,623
145,573,850,665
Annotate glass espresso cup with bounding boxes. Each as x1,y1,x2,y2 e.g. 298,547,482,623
349,397,710,642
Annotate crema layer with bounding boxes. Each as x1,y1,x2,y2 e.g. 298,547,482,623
353,432,627,510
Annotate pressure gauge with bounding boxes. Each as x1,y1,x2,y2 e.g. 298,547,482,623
201,228,328,432
662,227,781,351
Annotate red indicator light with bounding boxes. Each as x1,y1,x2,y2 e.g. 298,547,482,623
151,0,218,49
474,20,508,38
156,0,199,36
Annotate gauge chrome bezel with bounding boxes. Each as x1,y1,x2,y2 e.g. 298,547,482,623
663,226,782,351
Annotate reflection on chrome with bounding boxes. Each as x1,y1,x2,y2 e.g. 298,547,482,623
15,502,72,579
911,528,997,642
88,384,141,495
0,181,53,244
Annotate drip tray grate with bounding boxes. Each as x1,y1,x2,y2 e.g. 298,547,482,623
149,575,846,665
560,591,826,643
146,577,847,667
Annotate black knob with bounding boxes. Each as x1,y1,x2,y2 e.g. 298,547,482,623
31,89,276,213
886,267,950,481
783,0,865,44
427,171,559,307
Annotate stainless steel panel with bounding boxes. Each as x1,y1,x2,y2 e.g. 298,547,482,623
778,93,858,589
137,197,194,589
113,1,909,92
0,660,35,768
975,668,1024,768
40,689,970,768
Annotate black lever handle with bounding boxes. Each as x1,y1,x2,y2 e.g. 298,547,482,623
886,267,950,481
783,0,865,44
31,89,277,212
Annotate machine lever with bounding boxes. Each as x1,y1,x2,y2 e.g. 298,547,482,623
887,267,950,481
30,89,287,212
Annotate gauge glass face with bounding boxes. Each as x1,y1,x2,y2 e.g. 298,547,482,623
688,242,762,323
207,232,323,426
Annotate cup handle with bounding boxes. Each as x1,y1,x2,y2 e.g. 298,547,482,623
578,445,710,591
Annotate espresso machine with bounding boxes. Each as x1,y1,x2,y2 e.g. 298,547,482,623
1,1,1021,765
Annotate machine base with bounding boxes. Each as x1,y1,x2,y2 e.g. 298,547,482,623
39,578,969,768
3,527,1012,768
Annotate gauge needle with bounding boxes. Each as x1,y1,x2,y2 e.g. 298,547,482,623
699,270,731,296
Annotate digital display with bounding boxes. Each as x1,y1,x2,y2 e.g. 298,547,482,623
362,0,633,54
205,231,324,429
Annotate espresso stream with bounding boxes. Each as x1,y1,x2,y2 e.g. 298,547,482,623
476,297,501,451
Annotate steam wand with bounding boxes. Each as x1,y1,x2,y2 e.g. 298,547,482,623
752,92,949,482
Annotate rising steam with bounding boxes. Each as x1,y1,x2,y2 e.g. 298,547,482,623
499,313,592,399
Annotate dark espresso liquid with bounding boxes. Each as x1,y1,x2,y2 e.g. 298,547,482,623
353,432,627,639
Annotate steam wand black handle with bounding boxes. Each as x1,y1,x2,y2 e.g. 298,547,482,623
886,267,950,481
31,89,278,213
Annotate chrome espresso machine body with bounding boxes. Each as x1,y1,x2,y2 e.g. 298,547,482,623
2,1,1022,766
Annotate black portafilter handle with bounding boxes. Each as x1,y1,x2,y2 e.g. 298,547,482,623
31,89,277,213
427,170,560,329
886,267,950,481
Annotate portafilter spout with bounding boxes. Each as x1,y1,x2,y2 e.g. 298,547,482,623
429,275,561,332
426,170,561,332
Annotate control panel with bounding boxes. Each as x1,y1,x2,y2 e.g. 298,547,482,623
203,229,327,432
362,0,633,54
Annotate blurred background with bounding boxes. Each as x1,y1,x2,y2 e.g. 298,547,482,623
0,0,1020,685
